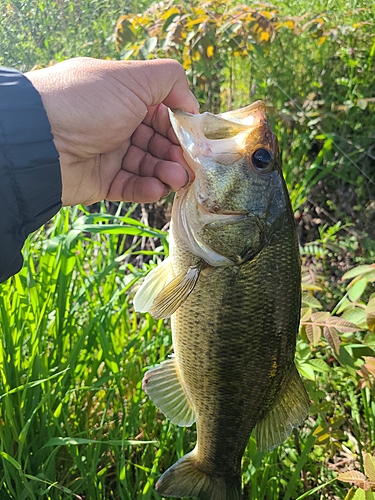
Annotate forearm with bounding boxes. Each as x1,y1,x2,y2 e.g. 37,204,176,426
0,68,62,283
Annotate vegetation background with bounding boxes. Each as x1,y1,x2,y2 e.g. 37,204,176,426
0,0,374,499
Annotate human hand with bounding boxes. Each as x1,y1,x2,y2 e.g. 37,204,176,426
25,57,199,206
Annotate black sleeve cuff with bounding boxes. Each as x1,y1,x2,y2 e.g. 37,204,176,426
0,67,62,283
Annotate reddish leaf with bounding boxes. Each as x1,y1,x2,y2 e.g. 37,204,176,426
311,311,330,323
338,470,367,487
327,317,361,333
324,326,341,353
306,324,322,346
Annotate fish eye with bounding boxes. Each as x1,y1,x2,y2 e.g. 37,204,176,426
252,148,273,170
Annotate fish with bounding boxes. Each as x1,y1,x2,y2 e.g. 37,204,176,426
133,100,309,500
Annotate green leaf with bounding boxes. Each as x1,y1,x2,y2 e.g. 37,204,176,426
337,297,353,314
301,292,322,309
342,307,367,329
308,358,330,372
336,346,357,376
297,362,316,381
300,307,312,322
367,312,375,332
357,98,367,109
347,278,368,302
344,487,355,500
223,21,242,35
364,333,375,347
343,265,375,281
0,452,22,470
143,36,158,55
0,367,70,401
362,271,375,282
284,432,316,500
121,48,135,59
365,490,374,500
295,478,337,500
364,453,375,482
366,298,375,332
352,489,366,500
23,473,85,498
65,229,82,249
162,9,180,32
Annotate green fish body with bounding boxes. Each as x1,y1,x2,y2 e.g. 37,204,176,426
134,101,309,500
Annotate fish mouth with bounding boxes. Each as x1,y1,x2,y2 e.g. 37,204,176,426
196,202,249,226
169,102,274,170
217,210,248,216
199,204,248,217
170,100,267,141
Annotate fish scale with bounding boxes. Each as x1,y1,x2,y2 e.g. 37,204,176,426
134,101,309,500
171,220,300,479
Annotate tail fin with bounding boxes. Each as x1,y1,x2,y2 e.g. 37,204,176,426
155,450,241,500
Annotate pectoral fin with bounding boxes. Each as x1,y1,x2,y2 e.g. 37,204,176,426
148,263,201,319
133,257,175,313
255,365,309,452
143,357,195,427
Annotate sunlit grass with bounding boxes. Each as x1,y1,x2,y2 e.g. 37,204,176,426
0,206,183,499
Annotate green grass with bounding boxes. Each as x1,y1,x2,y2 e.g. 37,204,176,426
0,206,178,499
1,206,374,499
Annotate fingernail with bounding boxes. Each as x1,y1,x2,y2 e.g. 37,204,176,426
160,184,172,201
181,170,191,189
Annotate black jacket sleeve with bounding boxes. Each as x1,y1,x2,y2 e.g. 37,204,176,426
0,68,62,283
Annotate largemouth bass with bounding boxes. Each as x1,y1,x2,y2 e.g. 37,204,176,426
134,101,309,500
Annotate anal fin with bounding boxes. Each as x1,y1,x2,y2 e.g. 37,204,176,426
255,364,310,452
142,357,195,427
